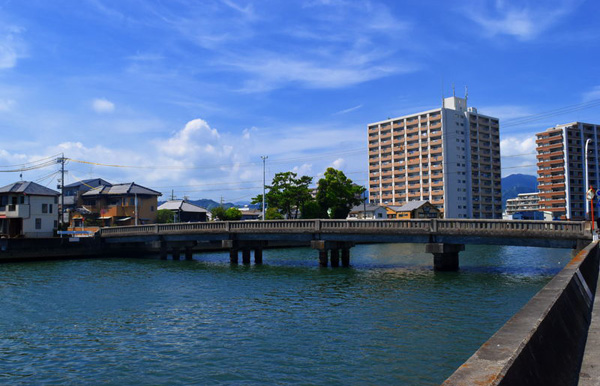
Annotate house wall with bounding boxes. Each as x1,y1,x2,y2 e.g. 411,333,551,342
22,195,58,238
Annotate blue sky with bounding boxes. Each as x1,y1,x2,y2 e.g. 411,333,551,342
0,0,598,202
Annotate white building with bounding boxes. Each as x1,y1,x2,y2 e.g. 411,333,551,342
0,181,60,238
368,95,502,219
505,193,540,215
347,204,387,219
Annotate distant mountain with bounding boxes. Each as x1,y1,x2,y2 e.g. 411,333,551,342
501,174,538,209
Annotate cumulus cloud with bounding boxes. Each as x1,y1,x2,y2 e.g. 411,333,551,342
158,119,221,158
331,158,345,170
500,134,538,176
92,98,116,113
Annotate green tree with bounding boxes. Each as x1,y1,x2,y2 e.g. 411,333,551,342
156,209,175,224
225,207,242,221
316,168,366,219
252,172,313,219
265,207,284,220
211,206,227,221
300,200,326,219
251,194,264,211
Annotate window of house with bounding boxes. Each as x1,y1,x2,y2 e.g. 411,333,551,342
35,218,42,230
42,204,48,213
49,204,53,213
150,206,154,212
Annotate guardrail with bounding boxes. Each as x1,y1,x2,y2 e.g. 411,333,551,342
98,219,589,239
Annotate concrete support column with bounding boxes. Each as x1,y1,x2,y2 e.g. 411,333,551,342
341,248,350,267
319,250,328,267
159,243,167,260
185,247,193,260
254,248,263,265
172,247,181,260
229,249,239,265
242,248,251,264
425,243,465,271
330,249,340,267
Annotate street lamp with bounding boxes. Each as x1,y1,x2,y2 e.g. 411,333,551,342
585,139,592,219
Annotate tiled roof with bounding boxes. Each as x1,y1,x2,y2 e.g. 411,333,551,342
394,200,429,212
82,182,161,197
158,200,208,213
0,181,59,196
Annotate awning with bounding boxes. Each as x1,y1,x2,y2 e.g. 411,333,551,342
116,217,132,222
98,216,112,220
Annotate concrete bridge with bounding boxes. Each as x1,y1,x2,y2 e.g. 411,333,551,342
98,219,592,270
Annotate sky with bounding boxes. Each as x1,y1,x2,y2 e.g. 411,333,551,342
0,0,599,202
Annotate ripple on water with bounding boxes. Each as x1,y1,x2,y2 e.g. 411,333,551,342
0,244,571,385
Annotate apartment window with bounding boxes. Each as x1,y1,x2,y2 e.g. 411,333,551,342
35,218,42,230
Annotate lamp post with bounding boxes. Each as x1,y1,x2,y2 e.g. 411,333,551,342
261,156,268,221
585,139,592,220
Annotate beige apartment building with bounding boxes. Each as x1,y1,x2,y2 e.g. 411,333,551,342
536,122,600,220
368,96,502,219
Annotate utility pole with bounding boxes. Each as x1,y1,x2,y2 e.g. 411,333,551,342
57,154,66,234
261,155,268,220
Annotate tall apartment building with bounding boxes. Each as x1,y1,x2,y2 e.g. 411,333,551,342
368,96,502,219
536,122,600,220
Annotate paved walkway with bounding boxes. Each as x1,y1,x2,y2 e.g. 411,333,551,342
580,270,600,385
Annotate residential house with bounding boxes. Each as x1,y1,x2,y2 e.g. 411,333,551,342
62,178,112,223
386,201,441,219
348,204,387,219
157,200,208,222
240,207,262,220
72,182,161,228
0,181,60,238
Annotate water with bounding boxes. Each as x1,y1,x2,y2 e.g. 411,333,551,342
0,243,573,385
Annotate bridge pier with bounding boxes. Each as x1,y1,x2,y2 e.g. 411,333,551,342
229,248,239,264
254,248,263,265
311,241,354,267
223,240,267,265
242,248,251,264
185,247,193,260
426,243,465,271
172,247,181,260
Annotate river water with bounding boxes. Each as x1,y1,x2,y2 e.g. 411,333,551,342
0,243,573,385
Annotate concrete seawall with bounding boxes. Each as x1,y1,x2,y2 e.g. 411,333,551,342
443,241,599,385
0,237,103,262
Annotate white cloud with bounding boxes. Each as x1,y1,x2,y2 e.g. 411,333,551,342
0,26,25,69
333,104,363,115
583,86,600,102
331,158,345,170
480,105,533,121
92,98,116,113
500,134,538,176
465,0,581,41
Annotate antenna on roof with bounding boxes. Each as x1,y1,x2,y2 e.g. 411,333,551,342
465,85,468,102
452,83,455,97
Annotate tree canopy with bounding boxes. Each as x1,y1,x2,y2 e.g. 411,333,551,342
316,168,366,219
253,171,313,219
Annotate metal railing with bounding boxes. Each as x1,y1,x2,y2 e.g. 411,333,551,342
98,219,588,239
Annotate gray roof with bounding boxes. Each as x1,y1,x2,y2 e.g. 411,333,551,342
158,200,208,213
349,203,385,213
0,181,59,196
393,200,430,212
64,178,112,190
82,182,161,197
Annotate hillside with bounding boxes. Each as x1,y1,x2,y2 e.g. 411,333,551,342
501,174,538,209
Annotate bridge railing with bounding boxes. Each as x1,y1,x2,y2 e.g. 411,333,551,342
98,219,588,238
